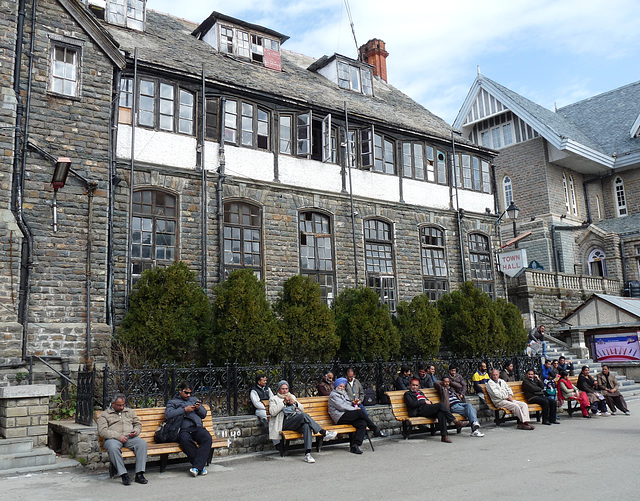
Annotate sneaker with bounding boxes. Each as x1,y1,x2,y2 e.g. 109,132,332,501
602,411,610,416
611,411,617,415
304,453,316,463
624,411,631,415
595,411,602,416
200,468,207,476
190,468,199,477
470,429,484,437
324,430,338,441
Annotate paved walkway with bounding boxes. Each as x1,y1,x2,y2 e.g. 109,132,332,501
3,401,639,500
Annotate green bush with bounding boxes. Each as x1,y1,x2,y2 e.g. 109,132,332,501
437,281,506,357
115,261,212,366
333,287,399,361
209,269,279,363
273,275,338,362
395,294,441,358
494,297,528,354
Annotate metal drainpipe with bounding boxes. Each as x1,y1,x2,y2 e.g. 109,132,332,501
619,231,640,291
217,98,226,282
583,169,615,224
85,184,96,365
451,133,466,281
344,102,359,286
126,49,138,303
200,67,207,291
107,68,121,329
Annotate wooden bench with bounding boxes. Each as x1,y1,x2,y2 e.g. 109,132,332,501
482,381,542,426
98,406,230,475
263,396,374,456
385,388,467,439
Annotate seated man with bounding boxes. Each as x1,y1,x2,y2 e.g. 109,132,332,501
344,368,369,415
522,369,558,425
404,378,465,443
500,362,516,382
528,324,547,358
395,365,413,390
435,376,483,437
97,393,148,485
448,366,467,396
328,378,387,454
558,356,574,376
541,359,556,380
166,382,213,477
316,372,334,397
485,369,535,430
597,365,630,415
472,362,490,398
418,365,438,389
250,374,274,429
269,380,337,463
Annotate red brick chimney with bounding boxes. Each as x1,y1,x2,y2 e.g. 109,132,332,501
359,39,389,83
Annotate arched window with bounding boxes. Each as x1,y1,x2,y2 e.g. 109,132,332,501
223,201,263,279
615,177,627,217
502,176,513,211
562,173,570,213
588,249,607,277
595,195,601,220
364,219,396,311
131,189,177,283
569,175,578,215
299,211,335,304
420,226,448,300
469,233,494,297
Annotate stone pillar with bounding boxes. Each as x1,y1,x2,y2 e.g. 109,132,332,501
0,384,55,447
569,329,589,359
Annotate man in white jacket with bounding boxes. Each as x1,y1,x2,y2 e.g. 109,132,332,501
485,370,535,430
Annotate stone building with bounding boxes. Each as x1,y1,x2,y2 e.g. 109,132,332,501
454,73,640,329
2,0,501,381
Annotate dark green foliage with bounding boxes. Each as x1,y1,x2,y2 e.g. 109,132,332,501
495,298,528,354
395,294,441,358
273,275,338,362
437,281,506,357
209,269,279,363
333,287,400,361
115,261,212,366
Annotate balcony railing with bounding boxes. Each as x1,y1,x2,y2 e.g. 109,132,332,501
512,269,621,295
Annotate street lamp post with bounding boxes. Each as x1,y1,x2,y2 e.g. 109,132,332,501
505,201,520,248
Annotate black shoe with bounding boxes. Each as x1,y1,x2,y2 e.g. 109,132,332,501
350,445,363,455
373,428,388,438
135,472,148,484
542,422,552,426
121,474,131,486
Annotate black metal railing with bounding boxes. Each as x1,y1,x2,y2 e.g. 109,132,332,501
87,355,540,417
76,367,95,425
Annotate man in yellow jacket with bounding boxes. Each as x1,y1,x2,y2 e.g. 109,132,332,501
97,393,148,485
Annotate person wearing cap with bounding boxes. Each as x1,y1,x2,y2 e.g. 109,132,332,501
328,377,387,454
268,380,337,463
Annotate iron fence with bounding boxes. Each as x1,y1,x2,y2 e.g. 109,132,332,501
89,356,541,417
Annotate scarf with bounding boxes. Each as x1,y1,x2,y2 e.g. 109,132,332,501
557,377,574,405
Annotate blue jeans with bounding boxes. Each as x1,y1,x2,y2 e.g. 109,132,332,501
450,402,478,423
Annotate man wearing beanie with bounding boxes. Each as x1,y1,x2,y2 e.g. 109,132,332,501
269,380,337,463
328,377,388,454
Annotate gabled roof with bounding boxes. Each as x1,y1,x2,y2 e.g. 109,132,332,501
192,11,289,44
58,0,125,69
593,212,640,236
560,293,640,330
453,75,612,169
104,10,479,147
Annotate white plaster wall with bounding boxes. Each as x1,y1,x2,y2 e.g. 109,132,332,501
349,169,400,202
455,190,495,214
224,146,275,182
279,156,343,193
317,60,338,84
117,126,197,169
203,25,218,50
204,141,220,171
403,179,450,210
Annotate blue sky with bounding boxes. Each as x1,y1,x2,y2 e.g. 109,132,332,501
149,0,640,124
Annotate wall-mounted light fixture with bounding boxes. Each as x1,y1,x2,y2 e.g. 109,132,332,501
51,157,72,232
505,201,520,248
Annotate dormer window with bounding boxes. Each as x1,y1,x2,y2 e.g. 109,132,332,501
107,0,145,31
310,55,374,96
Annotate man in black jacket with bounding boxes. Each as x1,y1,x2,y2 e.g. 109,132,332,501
403,378,465,443
166,382,213,476
522,370,558,425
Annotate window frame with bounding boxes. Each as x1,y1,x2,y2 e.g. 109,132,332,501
49,40,81,98
468,232,494,298
223,98,270,150
614,176,628,217
588,248,607,277
364,218,397,311
223,201,263,279
279,110,311,157
107,0,145,30
373,132,396,175
503,175,513,211
420,225,449,301
299,211,336,305
336,60,374,96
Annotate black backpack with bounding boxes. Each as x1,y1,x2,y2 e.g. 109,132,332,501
362,386,377,406
154,414,184,443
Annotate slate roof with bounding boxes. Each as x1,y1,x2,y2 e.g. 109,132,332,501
104,10,467,145
557,81,640,158
593,294,640,319
593,212,640,236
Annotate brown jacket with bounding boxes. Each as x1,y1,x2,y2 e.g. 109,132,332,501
596,372,621,396
97,405,142,440
433,381,464,411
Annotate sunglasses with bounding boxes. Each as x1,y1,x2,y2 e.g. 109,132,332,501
183,390,192,395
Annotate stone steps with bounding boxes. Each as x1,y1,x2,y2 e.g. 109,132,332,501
0,438,57,471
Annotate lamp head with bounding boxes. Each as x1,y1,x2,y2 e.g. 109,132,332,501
52,158,71,190
505,201,519,221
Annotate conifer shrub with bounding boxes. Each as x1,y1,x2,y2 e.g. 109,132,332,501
273,275,338,362
394,294,441,358
333,287,400,361
114,261,212,366
494,297,528,354
209,268,280,363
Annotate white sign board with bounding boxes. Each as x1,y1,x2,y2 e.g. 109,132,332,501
499,249,528,277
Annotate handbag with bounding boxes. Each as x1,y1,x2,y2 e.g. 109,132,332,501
154,414,184,443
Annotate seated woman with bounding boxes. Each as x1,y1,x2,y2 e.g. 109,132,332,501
576,366,607,416
328,377,387,455
557,370,590,418
268,380,337,463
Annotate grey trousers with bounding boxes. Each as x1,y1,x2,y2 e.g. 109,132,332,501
282,412,322,451
104,436,147,476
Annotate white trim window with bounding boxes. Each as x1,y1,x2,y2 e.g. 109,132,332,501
595,195,601,219
107,0,145,30
569,175,578,215
615,176,627,217
50,44,79,97
503,176,513,210
136,79,195,135
588,249,607,277
337,61,373,96
563,173,570,213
